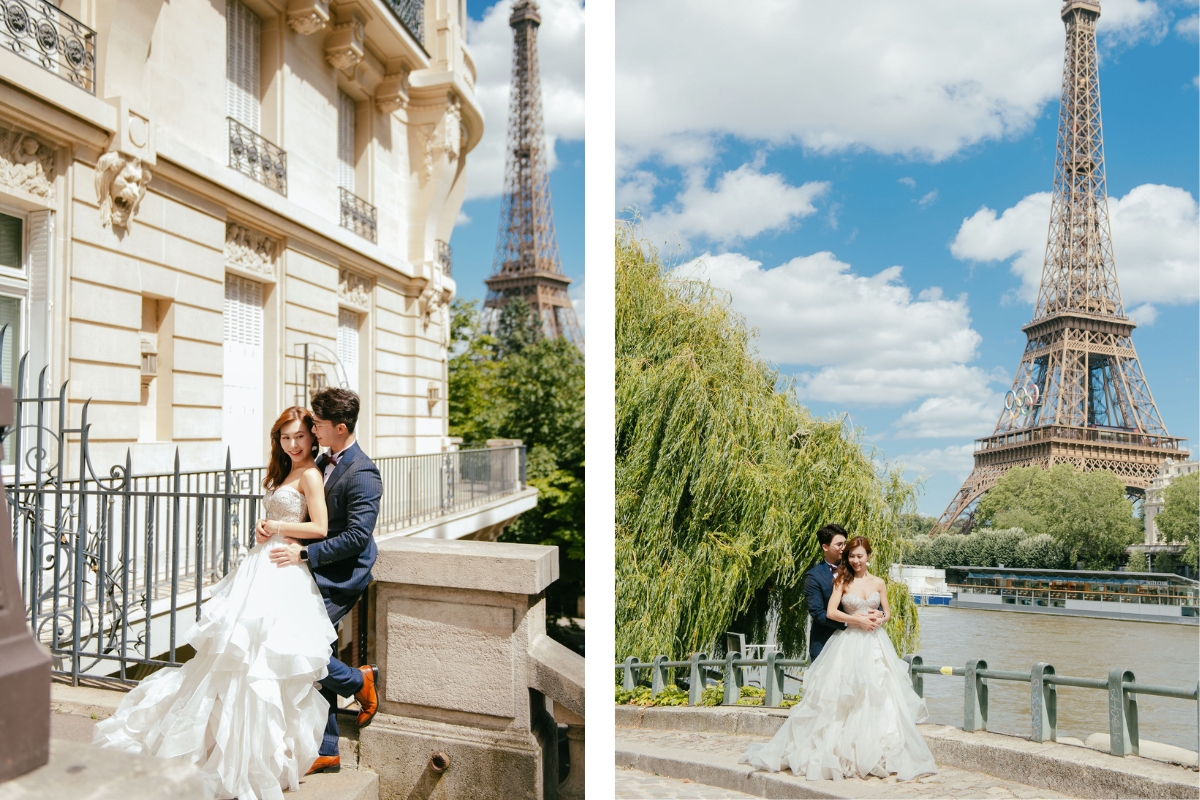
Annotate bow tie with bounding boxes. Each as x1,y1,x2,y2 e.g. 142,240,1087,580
327,452,341,466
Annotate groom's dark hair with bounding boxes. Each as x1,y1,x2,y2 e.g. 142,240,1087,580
311,387,360,433
816,523,848,546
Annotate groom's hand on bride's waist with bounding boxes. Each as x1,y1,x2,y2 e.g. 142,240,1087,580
269,542,303,567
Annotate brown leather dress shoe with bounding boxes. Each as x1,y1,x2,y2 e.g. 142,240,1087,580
306,755,341,775
355,664,379,728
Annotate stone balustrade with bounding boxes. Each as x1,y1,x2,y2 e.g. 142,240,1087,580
361,536,585,800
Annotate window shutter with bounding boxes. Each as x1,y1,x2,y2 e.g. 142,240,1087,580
337,91,356,192
224,275,263,346
337,308,359,392
26,210,53,379
226,0,261,132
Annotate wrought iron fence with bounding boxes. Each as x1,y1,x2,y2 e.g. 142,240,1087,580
339,187,378,243
227,117,287,195
436,238,452,276
382,0,424,45
615,651,1200,759
0,0,96,93
376,446,525,532
4,353,527,685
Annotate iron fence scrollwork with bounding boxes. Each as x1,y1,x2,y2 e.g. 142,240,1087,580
436,239,452,277
227,117,287,195
0,0,96,93
382,0,424,45
339,187,378,243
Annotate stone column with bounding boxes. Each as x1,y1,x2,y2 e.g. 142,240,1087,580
0,386,52,780
362,537,584,800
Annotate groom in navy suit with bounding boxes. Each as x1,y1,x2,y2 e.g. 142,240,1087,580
803,523,880,661
261,387,382,775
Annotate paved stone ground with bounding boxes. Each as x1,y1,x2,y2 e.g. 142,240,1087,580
616,729,1073,799
618,766,761,798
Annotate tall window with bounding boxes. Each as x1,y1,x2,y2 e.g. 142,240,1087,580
223,276,264,467
0,213,22,390
226,0,261,132
337,91,356,192
337,308,359,393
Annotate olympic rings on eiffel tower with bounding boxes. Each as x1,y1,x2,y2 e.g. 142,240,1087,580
1005,383,1041,419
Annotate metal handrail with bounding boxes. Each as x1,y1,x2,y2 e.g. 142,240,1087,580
0,0,96,93
227,117,287,195
615,652,1200,760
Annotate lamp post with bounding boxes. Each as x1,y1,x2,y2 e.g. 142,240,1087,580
0,385,51,780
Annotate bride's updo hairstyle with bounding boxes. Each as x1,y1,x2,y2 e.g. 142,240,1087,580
834,536,872,588
264,407,317,491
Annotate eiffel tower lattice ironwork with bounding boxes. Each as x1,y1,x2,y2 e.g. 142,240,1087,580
935,0,1189,533
484,0,581,343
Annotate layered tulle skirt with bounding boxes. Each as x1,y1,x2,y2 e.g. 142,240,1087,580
93,535,337,800
741,625,937,781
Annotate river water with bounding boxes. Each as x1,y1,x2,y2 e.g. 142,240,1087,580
915,606,1200,751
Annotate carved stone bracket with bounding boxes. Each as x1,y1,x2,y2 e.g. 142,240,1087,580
339,268,372,310
326,16,365,72
376,71,411,114
95,152,151,230
419,267,453,339
225,222,280,279
0,126,56,201
287,0,330,34
412,94,464,184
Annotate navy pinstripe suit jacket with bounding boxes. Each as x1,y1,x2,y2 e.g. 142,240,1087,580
307,441,381,620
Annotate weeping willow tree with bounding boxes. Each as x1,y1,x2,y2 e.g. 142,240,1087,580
616,227,920,662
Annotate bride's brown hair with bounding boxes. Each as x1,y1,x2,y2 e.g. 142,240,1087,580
264,407,317,491
834,536,872,588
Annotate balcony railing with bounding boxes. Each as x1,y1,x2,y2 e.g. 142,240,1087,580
339,187,377,243
977,425,1189,453
382,0,424,44
436,238,452,276
227,117,287,195
0,0,96,93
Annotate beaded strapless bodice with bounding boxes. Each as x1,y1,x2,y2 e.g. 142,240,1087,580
263,486,308,523
841,592,880,616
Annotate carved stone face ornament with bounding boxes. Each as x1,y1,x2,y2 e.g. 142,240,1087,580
95,152,152,230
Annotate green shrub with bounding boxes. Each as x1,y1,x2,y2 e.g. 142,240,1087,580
699,686,724,706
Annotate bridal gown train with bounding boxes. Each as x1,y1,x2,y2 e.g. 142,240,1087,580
93,486,337,800
741,592,937,781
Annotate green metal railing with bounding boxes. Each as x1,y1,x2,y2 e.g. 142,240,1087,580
616,652,1200,759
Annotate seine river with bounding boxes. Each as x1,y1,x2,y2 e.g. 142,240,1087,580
915,606,1200,751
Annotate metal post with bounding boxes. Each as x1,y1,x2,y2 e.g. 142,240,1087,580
1031,662,1057,742
1108,668,1138,756
764,651,785,707
688,652,707,706
622,657,639,691
903,654,924,697
651,654,668,698
723,651,743,705
965,659,988,732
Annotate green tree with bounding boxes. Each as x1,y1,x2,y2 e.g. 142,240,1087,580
1157,472,1199,571
447,298,586,626
616,228,918,661
977,464,1140,569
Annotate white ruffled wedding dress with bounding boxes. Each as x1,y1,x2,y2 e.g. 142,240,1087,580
93,486,336,800
741,591,937,781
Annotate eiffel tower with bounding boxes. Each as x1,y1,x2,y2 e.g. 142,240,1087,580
484,0,582,343
935,0,1189,532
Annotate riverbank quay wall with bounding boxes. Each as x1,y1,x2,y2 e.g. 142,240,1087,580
616,706,1200,799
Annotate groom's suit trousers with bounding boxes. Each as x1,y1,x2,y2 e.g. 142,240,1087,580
318,600,364,757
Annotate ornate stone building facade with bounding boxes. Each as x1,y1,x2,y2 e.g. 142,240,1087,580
0,0,477,470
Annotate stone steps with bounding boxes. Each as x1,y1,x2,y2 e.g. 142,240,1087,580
616,706,1200,800
49,681,378,800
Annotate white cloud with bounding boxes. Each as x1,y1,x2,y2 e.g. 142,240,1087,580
1174,12,1198,41
892,443,977,481
895,395,1002,439
950,184,1200,314
456,210,472,225
465,0,584,200
644,164,829,250
616,0,1168,166
918,190,939,207
616,170,659,212
677,251,999,410
899,177,917,188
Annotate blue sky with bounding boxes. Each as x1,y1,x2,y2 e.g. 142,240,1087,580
454,0,585,324
617,0,1199,517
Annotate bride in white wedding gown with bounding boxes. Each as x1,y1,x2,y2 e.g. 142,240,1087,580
94,408,337,800
741,536,937,782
